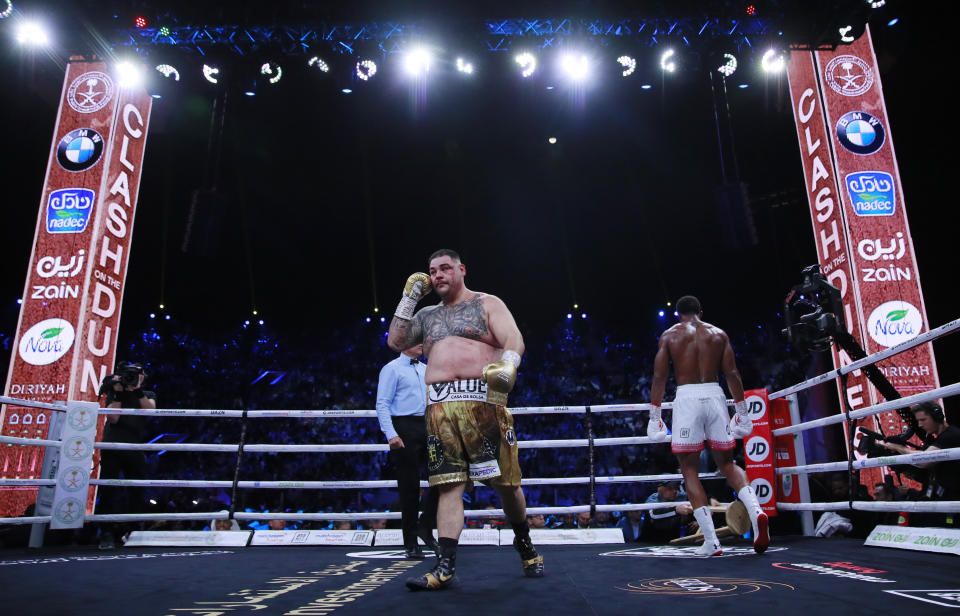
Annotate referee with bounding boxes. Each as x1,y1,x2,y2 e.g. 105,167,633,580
377,343,440,558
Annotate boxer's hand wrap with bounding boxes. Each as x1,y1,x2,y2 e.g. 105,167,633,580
482,350,521,406
728,399,753,439
394,273,432,320
646,404,670,442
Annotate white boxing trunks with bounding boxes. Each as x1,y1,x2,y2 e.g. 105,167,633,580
670,382,735,453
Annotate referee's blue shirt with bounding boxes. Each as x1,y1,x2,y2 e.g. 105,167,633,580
376,355,427,441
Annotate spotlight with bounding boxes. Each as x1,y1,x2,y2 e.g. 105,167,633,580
456,57,474,74
660,49,676,73
308,56,330,73
746,4,757,16
115,61,144,89
515,52,537,78
159,25,171,37
403,47,432,76
149,313,155,319
244,90,255,97
738,83,749,88
1,1,13,19
617,55,637,77
717,53,738,77
365,317,371,323
838,25,855,44
559,53,590,82
261,62,282,84
887,17,899,26
868,0,886,7
355,59,377,81
548,137,557,144
258,320,264,325
202,64,220,84
581,313,587,319
761,49,786,73
16,21,49,46
658,310,665,317
341,88,353,94
155,64,180,81
566,313,573,319
641,84,652,89
134,16,147,29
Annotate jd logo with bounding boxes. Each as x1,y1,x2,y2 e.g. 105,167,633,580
746,437,769,463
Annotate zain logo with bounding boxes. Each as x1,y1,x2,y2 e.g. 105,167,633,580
824,55,874,97
56,128,104,172
867,301,923,348
836,111,885,155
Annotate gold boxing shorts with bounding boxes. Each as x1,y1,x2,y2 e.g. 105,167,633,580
424,379,521,487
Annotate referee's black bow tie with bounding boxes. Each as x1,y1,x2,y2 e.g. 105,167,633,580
410,359,419,365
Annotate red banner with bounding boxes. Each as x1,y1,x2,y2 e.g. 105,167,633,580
771,399,801,504
788,27,940,490
1,60,152,516
743,389,777,516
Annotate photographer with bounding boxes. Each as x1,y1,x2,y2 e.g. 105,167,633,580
96,362,157,548
879,402,959,527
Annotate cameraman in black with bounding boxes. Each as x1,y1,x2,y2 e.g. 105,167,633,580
96,362,156,548
879,402,959,528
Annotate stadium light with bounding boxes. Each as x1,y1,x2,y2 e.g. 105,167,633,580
261,62,282,84
308,56,330,73
515,52,537,78
115,61,144,89
202,64,220,84
761,49,785,73
660,48,677,73
356,59,377,81
456,57,474,75
717,53,738,77
403,47,432,77
16,20,49,46
559,53,589,82
155,64,180,81
617,55,637,77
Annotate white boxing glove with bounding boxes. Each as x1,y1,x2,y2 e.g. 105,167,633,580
728,399,753,439
646,404,670,442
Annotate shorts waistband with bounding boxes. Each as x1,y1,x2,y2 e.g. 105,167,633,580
675,382,724,396
427,378,505,406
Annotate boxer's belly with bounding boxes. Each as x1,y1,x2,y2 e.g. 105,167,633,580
425,337,500,384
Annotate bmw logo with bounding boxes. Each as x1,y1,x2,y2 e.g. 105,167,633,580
56,128,104,172
836,111,885,155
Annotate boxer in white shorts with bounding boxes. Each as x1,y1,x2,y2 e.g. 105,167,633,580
647,295,770,556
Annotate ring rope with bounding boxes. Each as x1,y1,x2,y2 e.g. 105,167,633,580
778,500,960,513
769,316,960,400
776,446,960,475
771,381,960,437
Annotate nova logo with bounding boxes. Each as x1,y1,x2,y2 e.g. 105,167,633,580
18,318,75,366
46,188,95,234
867,301,923,348
846,171,895,217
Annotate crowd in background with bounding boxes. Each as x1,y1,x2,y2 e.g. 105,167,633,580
3,313,923,544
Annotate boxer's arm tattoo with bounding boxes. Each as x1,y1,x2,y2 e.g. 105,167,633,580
389,313,424,349
421,295,489,349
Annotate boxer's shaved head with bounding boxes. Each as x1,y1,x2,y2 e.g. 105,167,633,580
429,248,461,265
676,295,701,316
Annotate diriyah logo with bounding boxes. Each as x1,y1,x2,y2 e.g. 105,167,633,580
867,301,923,348
18,318,76,366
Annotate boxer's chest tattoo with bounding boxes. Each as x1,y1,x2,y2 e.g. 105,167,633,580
422,296,489,348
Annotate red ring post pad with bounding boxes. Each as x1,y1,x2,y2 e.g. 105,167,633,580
743,389,777,516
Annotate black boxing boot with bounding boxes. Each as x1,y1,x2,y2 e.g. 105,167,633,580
417,525,441,559
512,521,544,578
406,537,457,591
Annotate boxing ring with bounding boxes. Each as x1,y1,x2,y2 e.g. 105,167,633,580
1,319,959,615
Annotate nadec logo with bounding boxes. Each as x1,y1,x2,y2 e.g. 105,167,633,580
824,55,875,97
18,318,75,366
846,171,896,217
66,71,114,113
867,301,923,348
836,111,885,155
46,188,95,234
56,128,104,172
